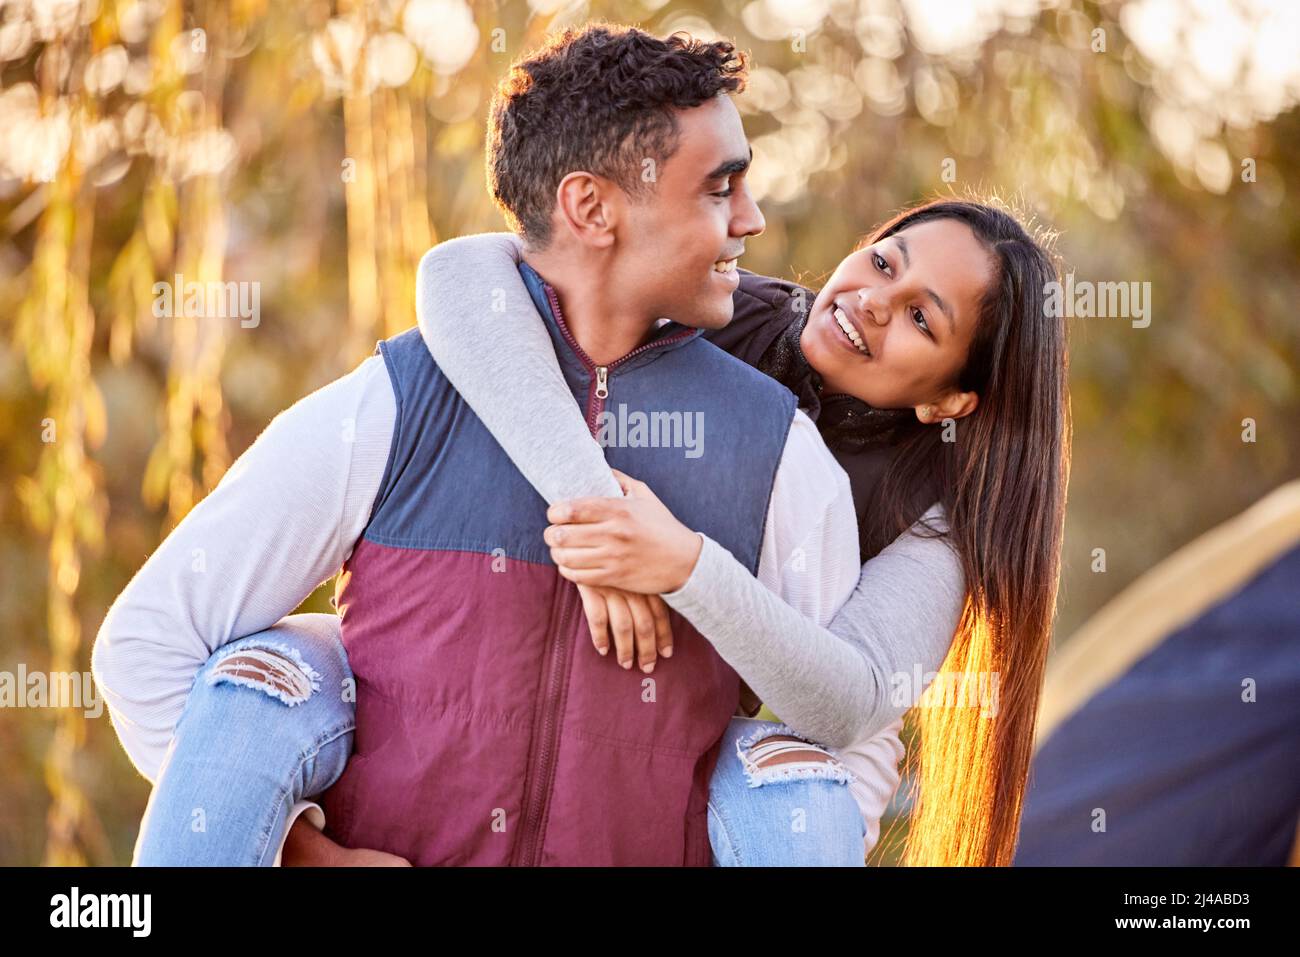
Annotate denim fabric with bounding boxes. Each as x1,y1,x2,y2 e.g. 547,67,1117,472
132,614,354,866
708,716,866,867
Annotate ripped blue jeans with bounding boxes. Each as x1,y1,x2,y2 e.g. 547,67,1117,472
710,716,866,866
132,613,865,866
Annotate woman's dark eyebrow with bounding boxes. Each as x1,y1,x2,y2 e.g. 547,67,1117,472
701,145,753,186
893,234,956,335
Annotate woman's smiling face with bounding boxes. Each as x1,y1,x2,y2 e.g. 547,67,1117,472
800,217,994,418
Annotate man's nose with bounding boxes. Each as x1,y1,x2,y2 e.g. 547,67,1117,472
733,183,765,238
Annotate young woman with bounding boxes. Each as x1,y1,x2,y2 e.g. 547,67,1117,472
119,199,1067,867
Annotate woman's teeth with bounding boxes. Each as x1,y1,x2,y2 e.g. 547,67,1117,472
834,306,870,356
713,258,738,273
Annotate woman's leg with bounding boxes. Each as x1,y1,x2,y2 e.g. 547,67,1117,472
132,613,355,866
707,717,866,866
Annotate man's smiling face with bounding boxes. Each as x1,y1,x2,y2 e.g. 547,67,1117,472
611,94,765,331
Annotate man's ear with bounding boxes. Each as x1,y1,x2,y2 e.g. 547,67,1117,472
917,390,978,423
554,171,618,249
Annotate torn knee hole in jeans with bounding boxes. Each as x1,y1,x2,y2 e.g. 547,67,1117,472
735,723,856,787
207,641,322,706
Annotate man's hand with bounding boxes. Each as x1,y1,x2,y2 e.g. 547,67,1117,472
281,816,412,866
576,584,673,673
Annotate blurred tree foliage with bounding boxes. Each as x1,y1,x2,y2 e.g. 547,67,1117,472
0,0,1295,865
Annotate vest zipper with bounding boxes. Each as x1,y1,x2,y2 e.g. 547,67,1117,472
513,580,580,866
540,283,695,434
513,283,695,865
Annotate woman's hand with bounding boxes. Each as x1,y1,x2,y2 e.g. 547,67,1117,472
545,470,704,595
576,584,673,673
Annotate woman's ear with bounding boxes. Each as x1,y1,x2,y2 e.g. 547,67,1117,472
918,390,978,423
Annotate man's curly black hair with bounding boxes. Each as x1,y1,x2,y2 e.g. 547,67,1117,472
486,23,748,247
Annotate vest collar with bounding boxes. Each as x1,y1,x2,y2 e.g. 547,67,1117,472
518,261,702,381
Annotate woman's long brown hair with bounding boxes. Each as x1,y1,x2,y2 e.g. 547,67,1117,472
858,200,1071,866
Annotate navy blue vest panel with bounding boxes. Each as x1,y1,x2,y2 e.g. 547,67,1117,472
366,330,554,563
364,263,798,574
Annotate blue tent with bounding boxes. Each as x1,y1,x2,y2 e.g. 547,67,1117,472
1015,481,1300,865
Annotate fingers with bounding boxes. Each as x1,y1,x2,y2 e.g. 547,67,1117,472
555,563,607,586
576,584,610,658
547,498,625,525
648,594,673,659
574,585,672,672
543,521,620,549
546,518,617,573
602,590,637,671
548,545,607,569
625,594,659,674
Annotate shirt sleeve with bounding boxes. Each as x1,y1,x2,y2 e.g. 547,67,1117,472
661,484,966,748
90,354,395,785
415,232,623,502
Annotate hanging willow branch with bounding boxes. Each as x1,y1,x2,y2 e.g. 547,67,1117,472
13,34,107,864
0,0,557,866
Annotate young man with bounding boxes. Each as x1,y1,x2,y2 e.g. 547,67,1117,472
93,25,903,866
